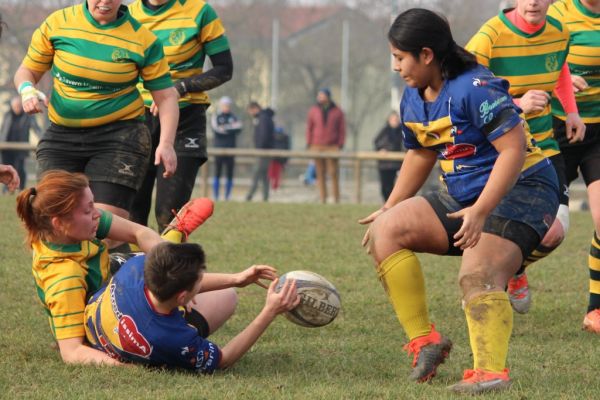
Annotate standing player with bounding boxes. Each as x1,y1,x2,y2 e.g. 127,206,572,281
548,0,600,332
211,96,242,200
359,9,559,394
129,0,233,232
85,242,299,371
13,0,179,238
466,0,586,313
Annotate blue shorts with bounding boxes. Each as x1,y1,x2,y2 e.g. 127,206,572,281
424,164,559,259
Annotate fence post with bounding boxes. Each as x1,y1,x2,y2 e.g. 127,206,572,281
354,157,362,204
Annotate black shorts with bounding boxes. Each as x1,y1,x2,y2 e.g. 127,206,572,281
145,104,208,161
554,118,600,186
423,164,559,260
549,153,569,206
36,119,152,191
184,309,210,338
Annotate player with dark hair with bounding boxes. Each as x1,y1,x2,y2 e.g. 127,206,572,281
85,242,299,371
359,8,559,394
13,1,179,241
548,0,600,332
466,0,586,314
15,170,213,365
128,0,233,232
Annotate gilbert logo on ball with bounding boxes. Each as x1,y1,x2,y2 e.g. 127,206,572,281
276,270,341,328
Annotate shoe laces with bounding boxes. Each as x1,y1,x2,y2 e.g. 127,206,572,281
507,273,528,292
403,325,442,367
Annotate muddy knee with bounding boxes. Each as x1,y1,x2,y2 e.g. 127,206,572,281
459,271,499,302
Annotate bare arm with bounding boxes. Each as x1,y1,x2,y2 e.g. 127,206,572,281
106,214,164,253
149,87,179,178
448,123,526,249
199,265,278,292
218,279,299,369
57,337,122,365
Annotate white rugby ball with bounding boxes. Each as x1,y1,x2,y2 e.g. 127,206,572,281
277,270,341,328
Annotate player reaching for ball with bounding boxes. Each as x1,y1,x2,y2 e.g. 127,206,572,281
85,242,299,371
15,170,215,365
359,9,559,394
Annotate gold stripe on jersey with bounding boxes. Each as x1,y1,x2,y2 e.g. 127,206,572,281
548,0,600,123
22,4,171,128
466,12,570,151
130,0,229,106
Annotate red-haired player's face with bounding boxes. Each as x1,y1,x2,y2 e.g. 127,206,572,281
63,187,102,243
87,0,122,25
390,45,429,89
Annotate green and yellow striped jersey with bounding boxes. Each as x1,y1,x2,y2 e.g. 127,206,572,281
129,0,230,107
466,11,570,156
23,3,172,128
31,210,112,340
549,0,600,123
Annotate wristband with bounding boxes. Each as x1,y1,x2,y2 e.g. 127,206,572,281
18,81,34,94
20,85,47,104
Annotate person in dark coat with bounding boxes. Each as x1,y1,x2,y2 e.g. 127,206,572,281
0,96,41,191
374,111,403,201
245,101,275,201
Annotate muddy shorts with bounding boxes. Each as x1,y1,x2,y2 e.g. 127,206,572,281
424,163,559,260
36,120,151,209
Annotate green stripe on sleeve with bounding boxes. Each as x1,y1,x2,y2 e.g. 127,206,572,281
97,210,113,239
204,35,229,56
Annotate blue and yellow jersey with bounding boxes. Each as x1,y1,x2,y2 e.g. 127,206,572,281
549,0,600,124
466,10,570,155
31,210,112,340
84,255,221,372
401,65,548,204
22,2,172,128
129,0,230,107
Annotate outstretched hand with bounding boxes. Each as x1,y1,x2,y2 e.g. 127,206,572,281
236,265,278,289
265,278,300,316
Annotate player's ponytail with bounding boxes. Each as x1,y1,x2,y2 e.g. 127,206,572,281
388,8,477,80
16,170,89,246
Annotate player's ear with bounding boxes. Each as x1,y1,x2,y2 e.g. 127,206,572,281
420,47,435,65
51,216,67,235
175,290,188,306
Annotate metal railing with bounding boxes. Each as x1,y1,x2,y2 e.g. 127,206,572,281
0,142,405,203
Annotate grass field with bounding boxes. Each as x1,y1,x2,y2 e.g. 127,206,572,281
1,195,599,399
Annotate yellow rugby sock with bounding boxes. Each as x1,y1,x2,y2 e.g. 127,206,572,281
161,229,183,244
377,249,431,340
465,291,512,372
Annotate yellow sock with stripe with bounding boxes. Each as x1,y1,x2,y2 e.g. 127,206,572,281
377,249,431,340
464,291,513,372
588,232,600,312
161,229,184,244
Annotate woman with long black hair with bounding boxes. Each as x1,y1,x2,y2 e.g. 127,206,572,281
359,8,559,394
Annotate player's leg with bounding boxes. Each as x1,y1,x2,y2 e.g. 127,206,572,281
368,192,451,382
85,120,152,250
507,152,568,313
311,148,327,203
449,166,558,394
258,157,270,201
188,289,238,335
129,109,161,227
576,129,600,332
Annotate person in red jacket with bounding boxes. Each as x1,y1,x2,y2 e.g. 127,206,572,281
305,88,346,203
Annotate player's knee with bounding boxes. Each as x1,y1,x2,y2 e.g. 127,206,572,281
459,270,498,301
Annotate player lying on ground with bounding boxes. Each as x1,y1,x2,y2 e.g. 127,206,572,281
15,170,215,364
85,242,299,371
359,8,559,395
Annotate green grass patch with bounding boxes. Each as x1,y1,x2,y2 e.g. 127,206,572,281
1,196,599,399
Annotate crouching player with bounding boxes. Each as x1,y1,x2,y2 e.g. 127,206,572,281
84,242,299,371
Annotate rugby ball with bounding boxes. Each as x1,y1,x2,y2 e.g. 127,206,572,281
277,270,341,328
